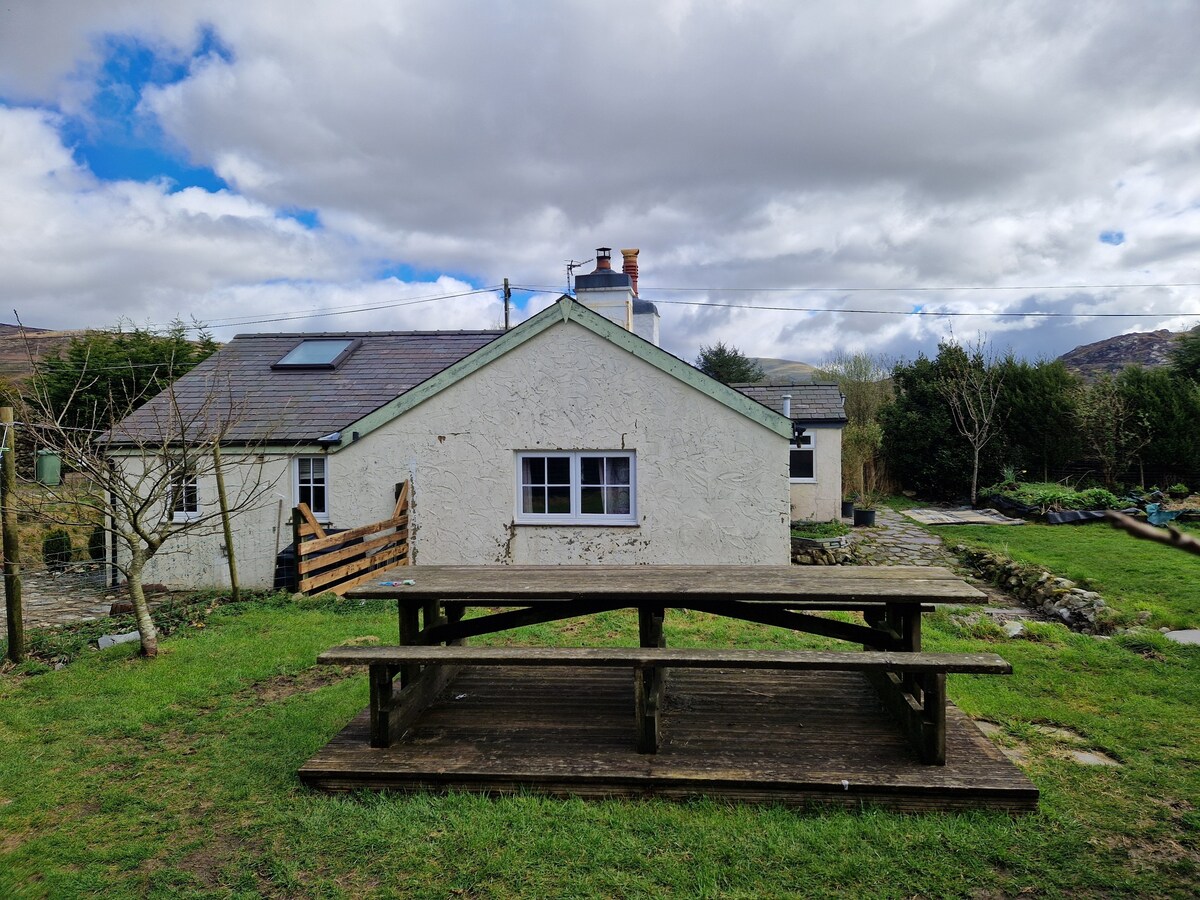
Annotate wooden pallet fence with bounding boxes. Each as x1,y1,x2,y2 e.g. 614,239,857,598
294,482,410,596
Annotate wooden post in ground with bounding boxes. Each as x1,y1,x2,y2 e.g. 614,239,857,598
2,406,23,663
211,443,240,603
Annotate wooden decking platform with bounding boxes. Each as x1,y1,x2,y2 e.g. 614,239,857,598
299,667,1038,813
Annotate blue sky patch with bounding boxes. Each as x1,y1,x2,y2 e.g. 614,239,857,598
279,208,321,229
375,262,479,286
1098,230,1125,245
58,27,232,191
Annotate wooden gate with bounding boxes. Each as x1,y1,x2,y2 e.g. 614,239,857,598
293,481,410,595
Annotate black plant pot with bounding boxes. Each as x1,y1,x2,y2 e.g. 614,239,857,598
841,500,855,518
853,508,876,527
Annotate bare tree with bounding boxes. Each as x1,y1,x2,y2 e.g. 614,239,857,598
816,351,893,497
936,341,1006,505
19,344,281,657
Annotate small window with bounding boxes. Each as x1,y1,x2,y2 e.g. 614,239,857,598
273,338,359,369
170,470,199,523
516,451,636,525
789,432,816,483
296,456,329,521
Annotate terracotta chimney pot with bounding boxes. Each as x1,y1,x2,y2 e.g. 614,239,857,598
621,248,640,297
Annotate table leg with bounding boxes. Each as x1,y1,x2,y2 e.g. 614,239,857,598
636,606,666,753
398,602,421,687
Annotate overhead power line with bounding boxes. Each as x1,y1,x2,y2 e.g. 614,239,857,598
513,280,1200,294
650,299,1200,318
509,284,1200,319
200,286,501,330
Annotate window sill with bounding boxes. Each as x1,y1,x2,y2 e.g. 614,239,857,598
513,519,640,527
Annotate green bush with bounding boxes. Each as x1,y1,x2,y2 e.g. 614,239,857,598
1168,483,1190,498
42,528,73,569
983,481,1121,512
87,525,106,562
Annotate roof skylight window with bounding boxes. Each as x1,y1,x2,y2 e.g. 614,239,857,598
273,338,360,370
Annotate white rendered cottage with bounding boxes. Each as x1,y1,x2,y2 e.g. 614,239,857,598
106,277,792,590
730,382,847,522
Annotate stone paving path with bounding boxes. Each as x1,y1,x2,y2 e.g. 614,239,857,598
846,507,1038,622
847,507,959,567
0,567,114,632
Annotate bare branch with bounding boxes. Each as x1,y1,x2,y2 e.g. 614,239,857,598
1104,510,1200,557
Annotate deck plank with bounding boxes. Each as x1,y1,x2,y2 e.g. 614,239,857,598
299,667,1037,813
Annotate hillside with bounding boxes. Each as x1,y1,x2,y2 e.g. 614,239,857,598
0,324,80,383
1057,329,1183,381
753,357,817,381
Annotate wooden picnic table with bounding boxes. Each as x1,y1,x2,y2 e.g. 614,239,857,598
336,565,998,764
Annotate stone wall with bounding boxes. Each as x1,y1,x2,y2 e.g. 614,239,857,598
951,544,1123,633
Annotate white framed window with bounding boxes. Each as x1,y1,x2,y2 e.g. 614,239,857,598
789,432,816,483
296,456,329,522
515,451,636,525
169,470,199,523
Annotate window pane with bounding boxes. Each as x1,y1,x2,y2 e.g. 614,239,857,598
790,449,814,479
276,339,354,366
522,486,544,514
523,457,545,484
607,486,631,515
581,457,602,484
310,457,326,480
606,457,630,485
580,486,604,514
547,485,571,513
298,458,312,481
310,486,326,512
546,456,570,484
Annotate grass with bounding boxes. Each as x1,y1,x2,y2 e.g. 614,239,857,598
789,519,850,540
2,591,1200,898
932,520,1200,630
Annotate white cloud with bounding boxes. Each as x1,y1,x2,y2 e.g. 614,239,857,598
0,0,1198,362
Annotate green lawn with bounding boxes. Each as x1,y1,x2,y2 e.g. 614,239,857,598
2,594,1199,898
931,520,1200,629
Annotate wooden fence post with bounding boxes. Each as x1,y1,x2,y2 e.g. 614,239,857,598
2,407,24,663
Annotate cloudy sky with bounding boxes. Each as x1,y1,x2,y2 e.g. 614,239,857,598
1,1,1198,365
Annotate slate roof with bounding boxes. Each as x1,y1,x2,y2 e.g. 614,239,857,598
108,330,503,445
731,381,847,424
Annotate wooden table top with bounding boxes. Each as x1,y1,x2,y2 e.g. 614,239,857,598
347,565,986,605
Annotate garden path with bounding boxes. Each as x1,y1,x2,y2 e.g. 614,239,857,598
848,507,959,567
0,567,114,632
847,507,1037,624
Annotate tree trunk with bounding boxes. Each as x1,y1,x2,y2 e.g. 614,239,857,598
127,550,159,657
971,446,981,505
212,444,240,603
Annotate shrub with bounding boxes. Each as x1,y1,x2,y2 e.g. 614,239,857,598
87,526,106,562
1168,483,1190,498
983,481,1122,512
42,529,73,569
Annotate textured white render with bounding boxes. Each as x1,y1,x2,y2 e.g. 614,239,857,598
335,319,790,566
125,454,292,590
121,318,789,588
788,426,843,522
632,309,660,346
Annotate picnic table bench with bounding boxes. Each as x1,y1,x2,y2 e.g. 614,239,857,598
329,565,1003,765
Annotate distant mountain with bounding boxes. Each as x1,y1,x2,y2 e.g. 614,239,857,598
753,357,817,382
0,324,79,383
1057,329,1184,381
